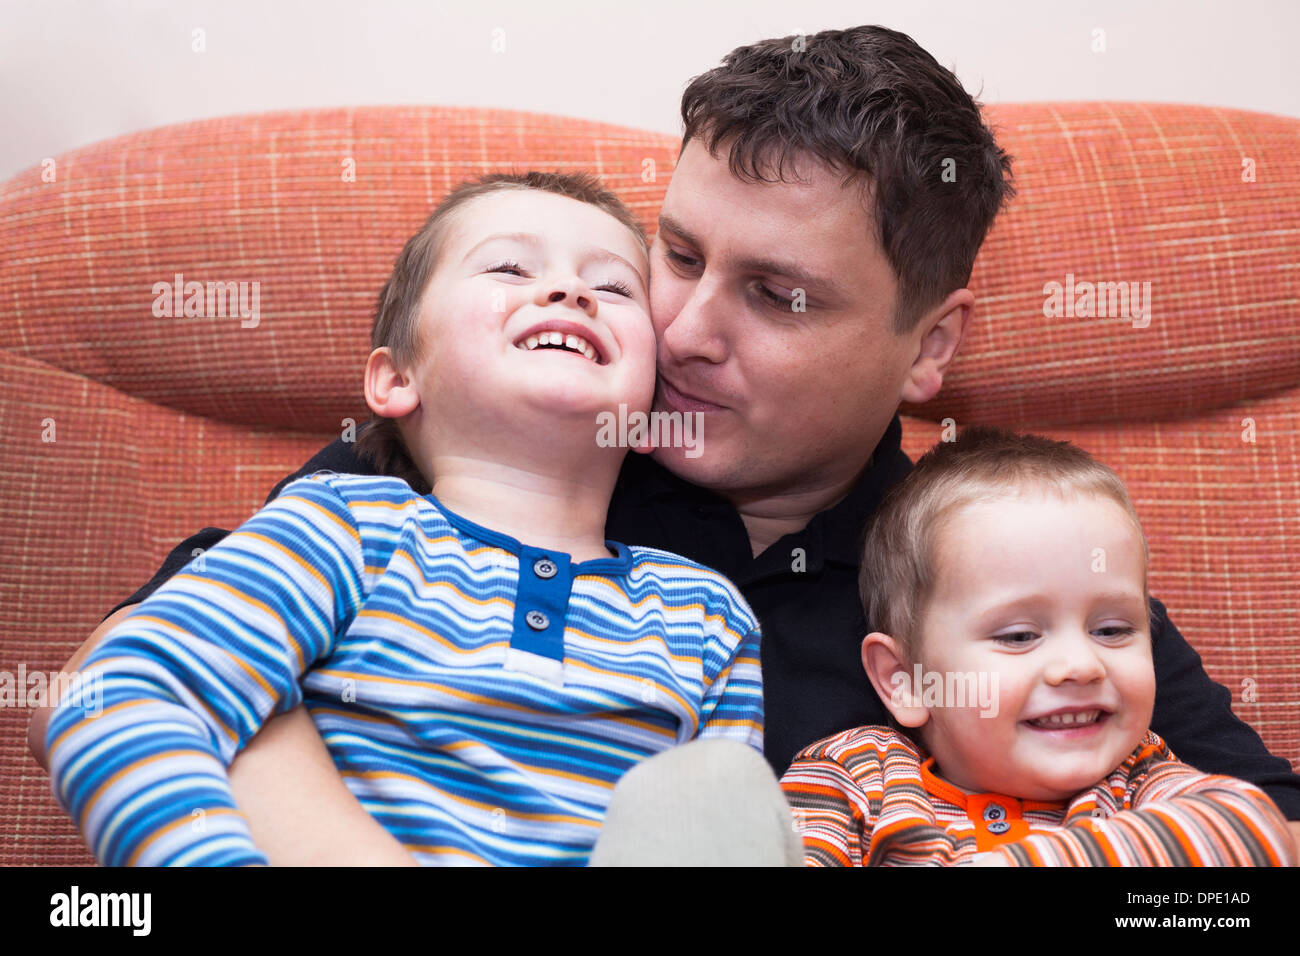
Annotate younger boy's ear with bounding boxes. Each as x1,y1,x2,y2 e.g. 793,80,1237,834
861,632,929,729
364,347,420,419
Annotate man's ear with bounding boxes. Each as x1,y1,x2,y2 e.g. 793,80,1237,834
861,632,929,729
364,347,421,419
899,288,972,406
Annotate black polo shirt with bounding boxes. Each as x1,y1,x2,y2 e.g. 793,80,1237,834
118,415,1300,817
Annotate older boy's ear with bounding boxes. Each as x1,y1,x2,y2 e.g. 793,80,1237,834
898,288,972,406
365,347,420,419
861,632,929,729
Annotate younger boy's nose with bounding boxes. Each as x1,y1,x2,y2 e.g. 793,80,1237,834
1043,632,1107,686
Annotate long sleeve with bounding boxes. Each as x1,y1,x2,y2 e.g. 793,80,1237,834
780,727,978,867
109,435,377,617
780,754,868,866
1147,598,1300,819
697,626,764,753
47,477,365,866
990,735,1297,866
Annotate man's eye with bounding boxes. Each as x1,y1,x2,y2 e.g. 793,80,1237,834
595,279,633,297
486,260,527,277
753,283,796,310
664,248,701,270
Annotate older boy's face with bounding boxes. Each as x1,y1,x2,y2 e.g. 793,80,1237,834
410,190,656,448
648,140,924,497
911,490,1154,801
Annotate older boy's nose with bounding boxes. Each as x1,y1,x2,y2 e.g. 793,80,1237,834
540,279,596,317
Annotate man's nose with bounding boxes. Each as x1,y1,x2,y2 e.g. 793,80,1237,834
538,277,596,318
659,274,728,365
1044,632,1108,685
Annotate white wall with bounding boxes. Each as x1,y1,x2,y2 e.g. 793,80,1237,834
2,0,1298,181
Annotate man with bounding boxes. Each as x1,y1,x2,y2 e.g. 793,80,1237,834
31,25,1300,860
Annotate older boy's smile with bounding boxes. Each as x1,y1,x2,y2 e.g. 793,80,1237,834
512,319,606,364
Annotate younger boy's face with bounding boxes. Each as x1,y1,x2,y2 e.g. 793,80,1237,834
408,189,656,451
907,489,1154,801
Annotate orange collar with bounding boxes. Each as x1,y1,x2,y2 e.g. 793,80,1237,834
920,756,1067,851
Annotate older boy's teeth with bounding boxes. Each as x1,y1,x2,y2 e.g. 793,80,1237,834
525,335,538,350
583,344,596,361
1029,710,1100,728
549,331,564,345
565,334,582,352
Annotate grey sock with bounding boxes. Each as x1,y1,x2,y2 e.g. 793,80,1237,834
589,739,805,867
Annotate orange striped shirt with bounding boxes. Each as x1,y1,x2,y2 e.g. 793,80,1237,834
780,726,1296,866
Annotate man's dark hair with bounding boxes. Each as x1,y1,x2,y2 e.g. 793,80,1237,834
356,171,647,492
680,25,1015,332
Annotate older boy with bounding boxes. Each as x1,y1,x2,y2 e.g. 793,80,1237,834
46,172,763,866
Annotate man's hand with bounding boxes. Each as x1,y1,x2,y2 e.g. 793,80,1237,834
228,704,419,866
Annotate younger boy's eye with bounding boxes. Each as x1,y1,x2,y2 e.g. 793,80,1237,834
995,631,1040,647
1092,625,1136,641
486,260,527,277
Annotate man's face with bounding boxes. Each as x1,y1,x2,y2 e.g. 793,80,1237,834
648,139,923,499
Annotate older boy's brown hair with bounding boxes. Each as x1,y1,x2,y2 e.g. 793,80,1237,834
355,171,648,491
861,426,1150,661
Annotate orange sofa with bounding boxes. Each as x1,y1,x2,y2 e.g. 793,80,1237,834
2,103,1297,866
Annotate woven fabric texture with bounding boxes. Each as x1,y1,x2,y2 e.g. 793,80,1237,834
1,103,1296,866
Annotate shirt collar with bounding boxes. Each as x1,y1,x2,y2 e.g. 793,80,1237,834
611,412,912,581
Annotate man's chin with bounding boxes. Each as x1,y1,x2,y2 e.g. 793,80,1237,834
651,442,731,489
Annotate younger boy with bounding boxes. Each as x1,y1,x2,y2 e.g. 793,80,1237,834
46,172,763,867
780,426,1295,866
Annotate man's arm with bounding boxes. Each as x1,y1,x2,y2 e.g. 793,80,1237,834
1147,597,1300,825
227,705,417,866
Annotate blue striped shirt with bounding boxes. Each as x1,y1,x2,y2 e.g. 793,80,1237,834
47,473,764,866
